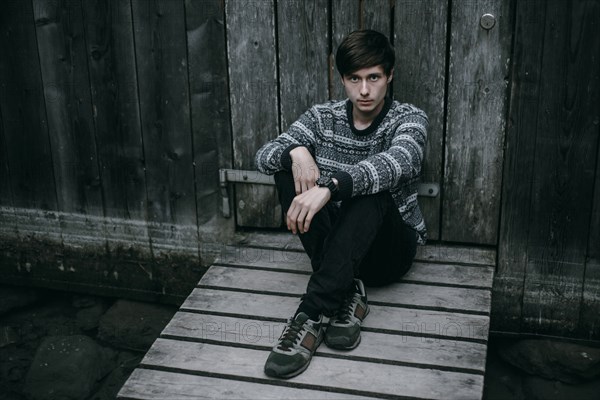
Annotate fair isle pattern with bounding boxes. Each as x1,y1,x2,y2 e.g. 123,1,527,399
255,99,429,244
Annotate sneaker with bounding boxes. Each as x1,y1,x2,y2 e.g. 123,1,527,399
264,312,324,379
325,279,369,350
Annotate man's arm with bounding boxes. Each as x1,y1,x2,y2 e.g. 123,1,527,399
254,107,319,176
254,106,325,233
331,106,428,200
289,146,319,195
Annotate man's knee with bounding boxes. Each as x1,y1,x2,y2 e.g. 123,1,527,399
274,170,294,190
340,191,394,219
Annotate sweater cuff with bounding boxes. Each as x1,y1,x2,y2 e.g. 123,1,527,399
280,144,304,171
331,171,353,200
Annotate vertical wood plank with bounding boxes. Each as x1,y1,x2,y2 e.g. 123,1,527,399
82,0,152,270
226,0,280,227
83,0,147,222
0,109,12,207
521,0,600,336
32,0,110,278
394,0,447,241
278,0,329,131
580,0,600,344
33,0,102,216
493,0,544,333
493,0,546,333
185,0,233,228
582,136,600,338
0,104,18,272
589,146,600,265
0,0,64,282
132,0,199,258
331,0,361,100
442,0,511,244
0,0,57,210
362,0,392,36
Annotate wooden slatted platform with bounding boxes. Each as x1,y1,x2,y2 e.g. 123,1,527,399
118,235,495,400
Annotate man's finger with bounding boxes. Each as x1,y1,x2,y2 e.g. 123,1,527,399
287,204,298,234
288,216,297,234
303,210,314,233
294,179,301,195
296,208,309,234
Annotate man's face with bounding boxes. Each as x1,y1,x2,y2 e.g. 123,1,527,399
341,65,393,119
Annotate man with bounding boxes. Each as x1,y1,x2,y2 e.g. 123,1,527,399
255,30,428,379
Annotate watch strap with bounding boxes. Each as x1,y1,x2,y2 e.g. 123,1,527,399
316,176,338,194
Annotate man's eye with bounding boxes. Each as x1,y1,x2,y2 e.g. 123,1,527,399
369,75,380,81
349,77,359,83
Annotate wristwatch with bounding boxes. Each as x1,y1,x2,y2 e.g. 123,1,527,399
316,176,338,195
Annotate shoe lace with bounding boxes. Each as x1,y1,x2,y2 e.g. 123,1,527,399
335,292,356,323
277,318,305,351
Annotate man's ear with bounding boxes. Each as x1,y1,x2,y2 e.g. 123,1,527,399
387,68,394,83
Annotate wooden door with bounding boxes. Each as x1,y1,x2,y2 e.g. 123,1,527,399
225,0,511,246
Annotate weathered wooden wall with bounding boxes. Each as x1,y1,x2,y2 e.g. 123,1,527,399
493,0,600,340
0,0,234,304
0,0,599,340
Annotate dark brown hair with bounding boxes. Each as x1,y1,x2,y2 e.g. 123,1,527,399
335,30,395,77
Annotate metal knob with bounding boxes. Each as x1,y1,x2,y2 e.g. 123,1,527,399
480,13,496,30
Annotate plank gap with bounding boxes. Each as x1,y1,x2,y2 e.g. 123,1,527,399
400,279,492,291
196,284,302,298
213,262,312,275
360,327,488,345
413,259,495,268
178,308,287,324
177,308,488,345
368,301,490,317
196,284,490,316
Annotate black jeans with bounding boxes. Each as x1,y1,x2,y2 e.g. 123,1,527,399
275,171,418,316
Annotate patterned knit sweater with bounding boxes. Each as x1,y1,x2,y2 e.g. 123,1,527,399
255,97,429,244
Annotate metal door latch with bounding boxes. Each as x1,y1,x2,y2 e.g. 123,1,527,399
219,169,439,218
219,169,276,218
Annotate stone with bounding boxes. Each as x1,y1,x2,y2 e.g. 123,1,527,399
72,294,102,309
0,286,40,316
483,344,526,400
76,304,106,331
522,374,600,400
23,335,116,400
499,339,600,383
98,299,176,351
0,326,20,348
0,347,34,387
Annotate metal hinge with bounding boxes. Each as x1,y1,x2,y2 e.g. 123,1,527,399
219,168,439,218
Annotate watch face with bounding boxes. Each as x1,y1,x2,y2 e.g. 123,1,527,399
317,176,330,187
317,176,337,193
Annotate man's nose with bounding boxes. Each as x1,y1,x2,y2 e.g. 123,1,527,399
360,80,369,95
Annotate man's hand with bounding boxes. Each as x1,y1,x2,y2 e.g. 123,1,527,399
290,147,319,194
287,186,331,234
